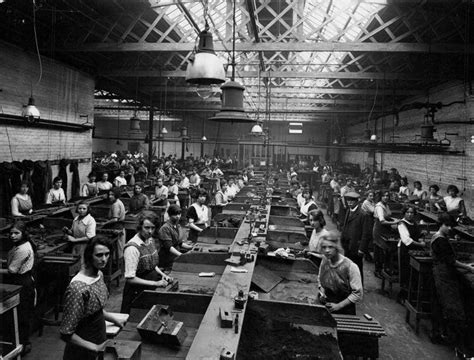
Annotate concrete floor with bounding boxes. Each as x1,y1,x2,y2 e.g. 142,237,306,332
25,210,457,359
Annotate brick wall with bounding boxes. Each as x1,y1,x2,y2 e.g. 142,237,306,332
341,81,474,216
0,41,95,199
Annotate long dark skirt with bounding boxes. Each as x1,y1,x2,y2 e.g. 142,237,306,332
6,272,35,345
431,263,467,348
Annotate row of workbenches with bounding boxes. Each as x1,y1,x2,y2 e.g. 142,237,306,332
104,171,386,359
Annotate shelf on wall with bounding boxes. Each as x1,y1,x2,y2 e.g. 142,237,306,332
0,114,94,133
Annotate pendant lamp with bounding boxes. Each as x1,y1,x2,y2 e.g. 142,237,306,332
209,0,253,123
129,111,143,138
186,22,225,86
251,123,263,135
22,97,40,123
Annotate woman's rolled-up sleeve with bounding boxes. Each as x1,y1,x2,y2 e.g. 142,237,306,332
347,262,363,304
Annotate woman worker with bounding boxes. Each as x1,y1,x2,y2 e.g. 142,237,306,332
298,188,318,224
128,183,150,214
397,205,426,303
11,180,33,217
81,172,98,198
427,184,442,212
305,209,329,264
317,230,363,315
187,189,210,243
63,201,97,258
2,222,36,355
437,184,467,218
45,176,66,205
120,213,171,313
430,213,474,352
60,238,126,359
158,205,192,271
113,170,127,188
373,191,399,278
412,181,427,201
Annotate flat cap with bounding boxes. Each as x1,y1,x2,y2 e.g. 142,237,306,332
344,191,360,199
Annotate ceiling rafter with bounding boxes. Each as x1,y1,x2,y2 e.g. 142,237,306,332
141,85,423,96
62,41,473,53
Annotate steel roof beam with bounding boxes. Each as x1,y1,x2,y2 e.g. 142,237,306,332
61,42,474,53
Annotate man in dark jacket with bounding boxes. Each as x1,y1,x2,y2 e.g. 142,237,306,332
341,192,370,282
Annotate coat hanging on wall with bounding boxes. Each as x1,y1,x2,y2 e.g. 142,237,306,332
58,159,69,197
69,160,80,199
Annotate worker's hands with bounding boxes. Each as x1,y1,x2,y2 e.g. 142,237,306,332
66,235,76,242
155,279,169,288
162,274,173,283
111,315,127,329
325,302,343,313
96,340,108,353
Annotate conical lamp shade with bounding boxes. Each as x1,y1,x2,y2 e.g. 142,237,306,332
209,81,254,123
186,28,225,85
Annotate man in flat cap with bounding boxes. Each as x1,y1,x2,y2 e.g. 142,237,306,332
341,191,371,282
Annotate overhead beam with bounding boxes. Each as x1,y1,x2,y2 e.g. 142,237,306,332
99,69,427,80
94,105,383,114
140,85,423,96
61,42,473,53
245,0,265,71
95,95,380,106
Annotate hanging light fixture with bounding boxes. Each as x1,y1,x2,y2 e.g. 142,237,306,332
209,0,253,123
22,97,40,123
251,124,263,134
161,126,168,134
185,1,225,87
250,68,264,135
129,78,143,137
23,1,42,123
201,135,207,141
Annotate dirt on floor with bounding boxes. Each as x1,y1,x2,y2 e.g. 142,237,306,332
237,309,340,360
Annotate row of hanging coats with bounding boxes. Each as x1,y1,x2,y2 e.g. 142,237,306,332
0,159,81,218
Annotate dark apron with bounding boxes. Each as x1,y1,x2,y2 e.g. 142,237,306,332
7,272,35,345
321,263,356,315
120,269,161,314
63,309,106,360
398,243,411,291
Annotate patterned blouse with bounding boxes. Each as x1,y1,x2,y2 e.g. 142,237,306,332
8,241,34,274
60,272,108,336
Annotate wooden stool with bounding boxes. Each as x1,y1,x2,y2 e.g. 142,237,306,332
405,255,432,334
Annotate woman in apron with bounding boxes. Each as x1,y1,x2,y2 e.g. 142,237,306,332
60,237,126,360
430,212,474,354
318,230,363,315
45,176,66,205
81,172,98,197
187,189,210,243
397,205,426,302
11,181,33,217
4,221,36,355
373,191,399,278
120,213,171,313
298,188,318,224
64,201,97,258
